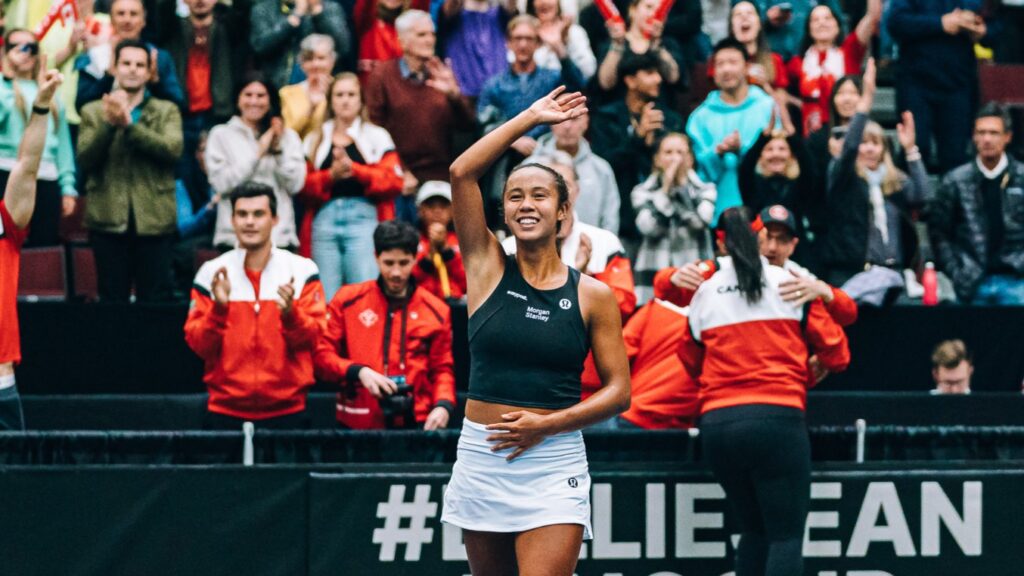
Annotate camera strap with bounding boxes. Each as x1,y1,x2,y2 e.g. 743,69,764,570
382,304,409,376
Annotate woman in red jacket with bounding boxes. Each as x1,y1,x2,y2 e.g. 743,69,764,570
678,206,850,576
300,72,404,298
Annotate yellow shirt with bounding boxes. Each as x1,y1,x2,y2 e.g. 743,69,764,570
280,82,328,142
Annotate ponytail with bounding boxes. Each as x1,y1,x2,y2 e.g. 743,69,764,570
719,206,764,304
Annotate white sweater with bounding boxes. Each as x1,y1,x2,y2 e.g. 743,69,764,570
205,116,307,248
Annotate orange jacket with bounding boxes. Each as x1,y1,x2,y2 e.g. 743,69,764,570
314,278,456,428
297,150,403,257
184,249,326,420
622,298,700,429
677,257,850,415
413,232,467,300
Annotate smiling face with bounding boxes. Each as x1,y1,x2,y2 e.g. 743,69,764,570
857,132,885,170
730,2,761,46
507,22,540,67
237,82,271,125
808,6,840,46
832,79,861,122
111,0,145,40
759,136,792,176
760,223,797,266
4,30,38,78
503,166,567,242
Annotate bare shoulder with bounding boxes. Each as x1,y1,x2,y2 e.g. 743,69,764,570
577,273,617,324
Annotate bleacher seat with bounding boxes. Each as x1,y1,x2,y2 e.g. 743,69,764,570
980,63,1024,108
71,246,98,302
17,246,67,301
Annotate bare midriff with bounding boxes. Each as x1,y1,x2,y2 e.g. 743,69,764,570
465,398,558,425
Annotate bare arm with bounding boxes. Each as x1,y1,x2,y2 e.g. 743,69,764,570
5,59,63,229
449,87,587,312
855,0,883,45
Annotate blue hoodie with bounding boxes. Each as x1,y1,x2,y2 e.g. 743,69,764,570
687,85,777,224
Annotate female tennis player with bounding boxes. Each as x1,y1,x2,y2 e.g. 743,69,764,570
679,206,850,576
441,87,631,576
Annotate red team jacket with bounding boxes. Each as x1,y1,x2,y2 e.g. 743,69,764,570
184,249,326,420
315,279,456,429
0,202,26,365
678,257,850,415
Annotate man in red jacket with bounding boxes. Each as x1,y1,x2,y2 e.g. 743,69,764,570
315,220,456,429
185,183,326,428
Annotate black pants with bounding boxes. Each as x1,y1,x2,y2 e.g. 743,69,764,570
0,384,25,431
700,404,810,576
0,170,62,247
203,409,310,430
897,79,973,172
90,228,174,303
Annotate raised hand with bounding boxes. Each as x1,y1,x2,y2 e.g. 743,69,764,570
527,86,587,126
763,105,778,137
425,57,461,98
857,57,877,114
897,110,916,151
607,19,626,44
34,55,63,109
212,267,231,307
276,277,296,315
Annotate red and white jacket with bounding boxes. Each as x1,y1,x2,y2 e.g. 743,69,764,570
314,279,456,429
184,248,326,420
622,297,699,429
678,256,850,415
298,118,404,256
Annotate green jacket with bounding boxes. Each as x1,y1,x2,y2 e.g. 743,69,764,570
78,95,183,236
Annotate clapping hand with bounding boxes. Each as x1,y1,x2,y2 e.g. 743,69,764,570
428,222,449,253
212,267,231,307
716,130,741,155
277,276,296,316
425,57,461,98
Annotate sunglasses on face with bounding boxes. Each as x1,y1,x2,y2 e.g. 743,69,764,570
16,43,39,56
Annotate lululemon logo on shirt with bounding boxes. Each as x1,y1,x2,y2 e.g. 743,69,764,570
567,477,578,488
559,298,572,310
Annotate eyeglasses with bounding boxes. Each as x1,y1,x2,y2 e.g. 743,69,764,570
509,35,539,44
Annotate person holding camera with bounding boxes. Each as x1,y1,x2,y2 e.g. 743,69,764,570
315,219,456,430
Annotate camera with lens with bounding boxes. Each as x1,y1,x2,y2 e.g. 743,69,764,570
380,376,416,429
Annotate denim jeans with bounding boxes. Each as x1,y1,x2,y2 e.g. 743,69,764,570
970,274,1024,306
311,197,380,299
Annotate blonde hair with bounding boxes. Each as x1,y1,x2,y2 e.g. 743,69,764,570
506,15,541,36
756,131,800,180
307,72,370,162
2,29,58,131
652,132,694,176
856,121,903,196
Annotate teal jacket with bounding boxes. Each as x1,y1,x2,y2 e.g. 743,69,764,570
686,85,777,224
0,77,77,197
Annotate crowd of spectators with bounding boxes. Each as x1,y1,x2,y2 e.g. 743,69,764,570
3,0,1024,430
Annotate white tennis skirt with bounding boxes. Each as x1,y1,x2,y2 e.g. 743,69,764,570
442,418,592,540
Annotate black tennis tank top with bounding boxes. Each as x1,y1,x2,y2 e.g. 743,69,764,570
467,254,588,409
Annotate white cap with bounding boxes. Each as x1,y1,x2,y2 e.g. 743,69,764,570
415,180,452,206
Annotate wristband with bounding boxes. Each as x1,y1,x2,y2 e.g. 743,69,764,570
904,145,922,162
32,104,50,115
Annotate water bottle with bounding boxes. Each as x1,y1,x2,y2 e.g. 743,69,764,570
922,262,938,306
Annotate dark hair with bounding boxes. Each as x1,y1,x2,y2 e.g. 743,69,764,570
711,37,748,62
799,4,843,55
718,206,764,304
828,74,862,129
230,182,277,216
233,72,281,133
976,102,1013,133
374,220,420,255
525,0,559,18
726,2,775,84
618,50,662,79
114,39,151,66
505,163,571,234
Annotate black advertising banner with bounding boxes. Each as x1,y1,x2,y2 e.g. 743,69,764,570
309,468,1020,576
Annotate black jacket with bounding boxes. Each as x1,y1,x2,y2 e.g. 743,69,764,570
821,113,928,274
929,156,1024,299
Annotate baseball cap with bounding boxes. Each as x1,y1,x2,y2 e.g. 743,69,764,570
759,204,798,237
415,181,452,206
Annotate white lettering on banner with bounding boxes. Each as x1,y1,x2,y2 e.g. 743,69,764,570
676,484,727,558
847,483,917,557
646,484,667,559
593,484,642,559
805,482,844,557
372,484,436,561
920,481,982,556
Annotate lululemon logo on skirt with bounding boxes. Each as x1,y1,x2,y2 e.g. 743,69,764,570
559,298,572,310
568,477,578,488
